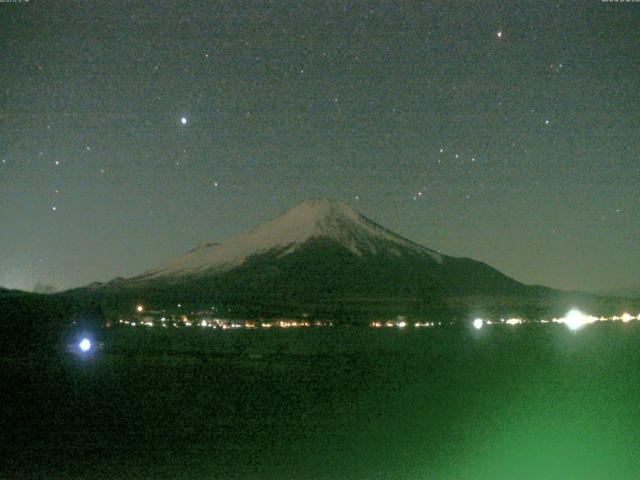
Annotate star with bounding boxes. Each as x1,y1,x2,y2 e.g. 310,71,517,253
497,31,503,39
180,117,188,125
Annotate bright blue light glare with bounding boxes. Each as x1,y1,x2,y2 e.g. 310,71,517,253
79,338,92,352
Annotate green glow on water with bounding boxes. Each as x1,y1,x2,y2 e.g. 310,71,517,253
429,325,640,479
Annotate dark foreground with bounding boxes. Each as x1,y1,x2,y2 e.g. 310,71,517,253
2,323,640,479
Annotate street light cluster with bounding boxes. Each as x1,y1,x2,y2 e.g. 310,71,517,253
472,309,640,331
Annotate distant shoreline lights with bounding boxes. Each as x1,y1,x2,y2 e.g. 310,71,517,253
114,309,639,331
470,309,639,332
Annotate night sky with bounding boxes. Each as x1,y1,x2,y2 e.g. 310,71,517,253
1,1,638,294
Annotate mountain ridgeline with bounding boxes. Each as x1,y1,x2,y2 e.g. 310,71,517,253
71,199,628,320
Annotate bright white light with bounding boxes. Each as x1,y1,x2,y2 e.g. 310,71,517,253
621,313,633,323
79,338,91,352
564,309,590,331
397,321,407,328
180,117,188,125
497,31,503,39
473,318,483,330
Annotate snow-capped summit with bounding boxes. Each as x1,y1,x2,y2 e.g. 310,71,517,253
134,198,442,282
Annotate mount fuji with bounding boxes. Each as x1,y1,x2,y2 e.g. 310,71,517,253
133,198,445,282
77,198,555,318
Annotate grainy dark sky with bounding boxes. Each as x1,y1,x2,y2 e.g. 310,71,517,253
1,0,638,293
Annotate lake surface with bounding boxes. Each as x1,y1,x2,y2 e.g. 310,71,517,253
3,322,640,479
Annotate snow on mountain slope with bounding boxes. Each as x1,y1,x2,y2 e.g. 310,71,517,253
134,199,442,282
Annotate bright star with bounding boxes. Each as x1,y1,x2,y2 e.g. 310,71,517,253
497,31,503,39
180,117,188,125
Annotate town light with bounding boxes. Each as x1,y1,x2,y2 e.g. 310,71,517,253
564,309,589,331
473,318,483,330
